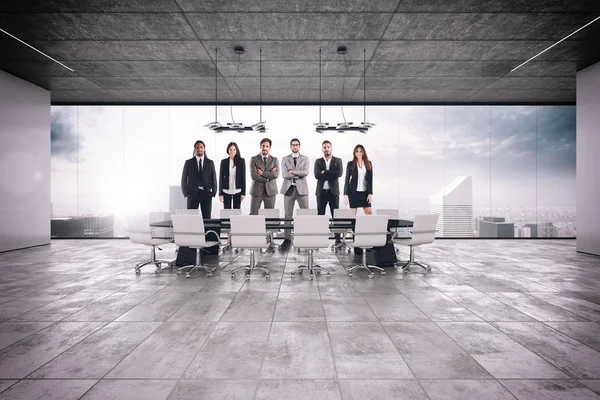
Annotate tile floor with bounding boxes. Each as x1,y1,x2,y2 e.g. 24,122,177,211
0,239,599,399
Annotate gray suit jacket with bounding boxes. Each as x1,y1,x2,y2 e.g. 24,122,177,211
280,154,309,196
249,154,279,197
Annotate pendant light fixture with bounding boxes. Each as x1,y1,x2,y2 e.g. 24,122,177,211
205,46,267,133
313,47,375,134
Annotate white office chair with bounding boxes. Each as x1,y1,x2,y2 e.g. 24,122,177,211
295,208,317,216
230,215,271,280
259,208,281,251
376,209,401,252
127,213,173,274
393,214,439,273
175,208,202,215
290,215,331,280
171,214,220,278
220,208,242,252
332,208,355,252
342,215,389,278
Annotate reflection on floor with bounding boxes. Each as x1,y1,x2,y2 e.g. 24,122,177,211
0,239,599,400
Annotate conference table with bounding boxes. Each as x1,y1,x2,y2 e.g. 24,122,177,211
150,217,413,232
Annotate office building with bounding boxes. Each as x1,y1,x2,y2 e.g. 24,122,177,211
430,176,473,237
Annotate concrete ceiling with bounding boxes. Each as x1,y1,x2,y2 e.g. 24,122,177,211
1,0,599,104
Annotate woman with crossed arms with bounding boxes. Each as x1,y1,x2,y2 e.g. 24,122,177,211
343,144,373,215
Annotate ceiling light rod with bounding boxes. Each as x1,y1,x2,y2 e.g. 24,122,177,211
319,48,322,123
214,48,217,121
0,28,74,72
363,48,366,123
511,14,600,72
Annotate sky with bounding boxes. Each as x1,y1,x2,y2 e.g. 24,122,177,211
50,104,576,220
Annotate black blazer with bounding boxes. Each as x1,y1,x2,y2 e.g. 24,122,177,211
343,161,373,196
314,156,344,196
181,156,217,197
218,157,246,196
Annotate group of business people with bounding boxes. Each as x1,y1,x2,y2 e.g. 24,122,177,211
181,138,374,245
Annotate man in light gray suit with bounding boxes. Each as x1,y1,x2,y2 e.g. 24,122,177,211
280,138,309,245
249,138,279,215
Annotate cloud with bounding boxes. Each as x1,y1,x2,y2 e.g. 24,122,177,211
51,107,81,163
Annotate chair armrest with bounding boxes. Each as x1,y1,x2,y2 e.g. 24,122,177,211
205,230,220,241
128,229,150,234
410,229,437,234
292,233,330,237
356,231,389,236
230,232,269,237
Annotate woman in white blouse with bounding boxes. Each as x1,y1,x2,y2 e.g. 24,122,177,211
218,142,246,209
343,144,373,215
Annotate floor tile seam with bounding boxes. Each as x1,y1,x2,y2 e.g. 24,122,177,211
316,258,345,400
368,289,433,396
17,320,111,380
252,247,288,400
442,290,535,322
485,291,593,323
489,323,588,380
525,293,600,322
535,320,600,358
0,321,58,352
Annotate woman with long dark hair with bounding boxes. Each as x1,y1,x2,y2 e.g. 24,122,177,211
343,144,373,215
219,142,246,209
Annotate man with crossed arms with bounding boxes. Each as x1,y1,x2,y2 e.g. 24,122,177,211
280,138,309,247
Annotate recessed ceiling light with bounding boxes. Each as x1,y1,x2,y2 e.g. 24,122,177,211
0,28,75,72
510,15,600,73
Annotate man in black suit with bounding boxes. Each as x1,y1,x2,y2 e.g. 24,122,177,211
181,140,217,218
314,140,344,218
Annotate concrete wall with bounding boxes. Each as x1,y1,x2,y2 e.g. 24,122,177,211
576,61,600,256
0,70,51,252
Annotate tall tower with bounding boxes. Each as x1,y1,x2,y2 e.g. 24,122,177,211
429,176,473,237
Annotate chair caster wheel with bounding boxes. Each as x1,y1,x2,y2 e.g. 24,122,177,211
177,271,182,275
245,275,250,280
326,273,331,279
368,274,374,279
207,273,212,277
231,274,235,279
348,273,353,277
134,269,140,274
291,274,295,280
265,275,271,280
381,271,386,275
309,275,314,280
186,274,191,279
298,270,303,274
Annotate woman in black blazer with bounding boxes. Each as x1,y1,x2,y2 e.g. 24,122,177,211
343,144,373,215
218,142,246,209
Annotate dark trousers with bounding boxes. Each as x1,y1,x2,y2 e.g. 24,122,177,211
317,190,339,217
223,193,242,209
187,189,212,218
317,190,341,242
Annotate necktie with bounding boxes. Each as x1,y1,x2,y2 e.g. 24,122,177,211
198,158,204,186
293,157,297,167
263,157,267,168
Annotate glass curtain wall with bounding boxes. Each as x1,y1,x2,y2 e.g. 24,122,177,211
50,105,576,238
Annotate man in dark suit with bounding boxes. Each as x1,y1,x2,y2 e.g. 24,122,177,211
249,138,279,215
181,140,217,218
314,140,344,218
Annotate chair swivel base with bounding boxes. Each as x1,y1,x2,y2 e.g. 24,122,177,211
134,245,173,274
347,250,386,279
230,249,270,280
176,248,216,278
396,245,431,273
331,240,351,253
290,249,331,280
